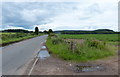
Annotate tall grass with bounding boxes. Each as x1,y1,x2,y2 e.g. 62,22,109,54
46,36,116,62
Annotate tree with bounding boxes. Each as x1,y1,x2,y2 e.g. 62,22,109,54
35,27,39,35
43,30,48,34
48,29,53,34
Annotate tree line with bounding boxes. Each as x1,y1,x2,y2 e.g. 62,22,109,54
1,27,54,35
1,28,119,35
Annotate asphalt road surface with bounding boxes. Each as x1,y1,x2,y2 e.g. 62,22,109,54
2,35,48,75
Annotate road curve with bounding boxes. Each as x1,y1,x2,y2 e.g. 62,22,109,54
2,35,48,75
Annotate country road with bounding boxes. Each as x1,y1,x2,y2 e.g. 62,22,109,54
2,35,48,75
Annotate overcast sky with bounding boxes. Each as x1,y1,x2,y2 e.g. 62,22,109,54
1,0,119,31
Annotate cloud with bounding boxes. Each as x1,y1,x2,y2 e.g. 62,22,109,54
36,2,118,31
2,2,78,29
0,25,25,30
2,1,118,31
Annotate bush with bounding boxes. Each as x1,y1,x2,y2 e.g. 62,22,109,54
51,38,63,45
85,39,106,49
49,33,57,37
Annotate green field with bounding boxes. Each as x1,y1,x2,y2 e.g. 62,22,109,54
59,34,119,42
0,32,43,46
46,34,118,62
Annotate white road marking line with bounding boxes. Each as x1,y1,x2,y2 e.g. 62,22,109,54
28,58,38,75
28,41,44,75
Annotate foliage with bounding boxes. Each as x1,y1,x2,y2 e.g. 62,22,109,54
35,27,39,35
85,39,106,49
1,29,33,33
48,33,57,37
48,29,53,34
46,35,116,62
0,32,43,45
51,38,63,45
43,30,48,34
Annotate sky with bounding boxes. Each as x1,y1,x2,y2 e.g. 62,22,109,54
1,0,119,31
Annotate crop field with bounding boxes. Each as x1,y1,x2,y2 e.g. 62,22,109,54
0,32,43,46
46,34,118,62
59,34,119,42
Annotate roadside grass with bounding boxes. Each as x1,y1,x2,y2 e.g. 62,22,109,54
46,35,117,62
0,32,44,46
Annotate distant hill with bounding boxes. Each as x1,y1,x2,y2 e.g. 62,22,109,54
54,29,119,34
94,29,114,32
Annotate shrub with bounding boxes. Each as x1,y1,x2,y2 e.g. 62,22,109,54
49,33,57,37
51,38,63,45
85,39,106,49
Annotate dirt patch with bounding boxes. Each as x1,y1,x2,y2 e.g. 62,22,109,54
28,55,118,75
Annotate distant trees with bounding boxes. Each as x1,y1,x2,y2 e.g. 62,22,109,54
35,27,39,35
1,29,33,33
43,30,48,34
43,29,54,34
48,29,53,34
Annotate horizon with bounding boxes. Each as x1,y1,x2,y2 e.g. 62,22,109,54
1,28,119,32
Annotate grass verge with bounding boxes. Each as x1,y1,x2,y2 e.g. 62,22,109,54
0,33,44,46
46,35,116,62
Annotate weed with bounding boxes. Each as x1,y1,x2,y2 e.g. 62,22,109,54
46,35,116,62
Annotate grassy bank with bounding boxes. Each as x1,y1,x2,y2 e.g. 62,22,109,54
0,32,44,46
46,34,117,62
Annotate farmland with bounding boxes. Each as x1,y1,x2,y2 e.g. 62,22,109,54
46,34,118,62
0,32,43,46
59,34,119,42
